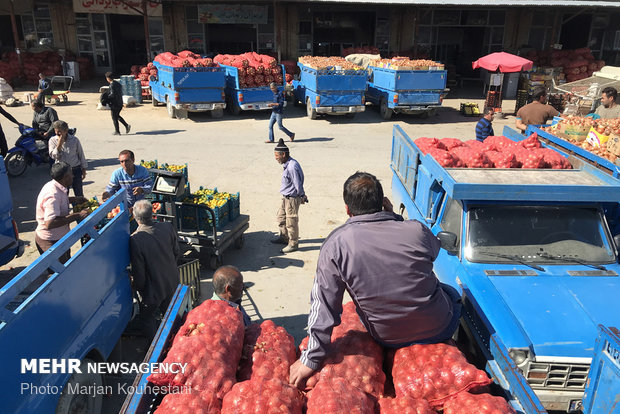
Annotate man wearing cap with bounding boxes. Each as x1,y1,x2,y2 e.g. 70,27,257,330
271,138,306,253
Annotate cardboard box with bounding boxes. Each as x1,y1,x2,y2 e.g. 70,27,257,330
606,133,620,157
586,126,610,147
557,123,589,141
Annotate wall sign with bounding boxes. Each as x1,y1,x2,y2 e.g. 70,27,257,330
197,4,268,25
73,0,162,17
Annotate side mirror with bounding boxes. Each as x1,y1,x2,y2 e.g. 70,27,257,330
437,231,458,254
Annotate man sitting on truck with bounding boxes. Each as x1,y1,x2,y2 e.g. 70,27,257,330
35,162,88,263
211,265,251,326
102,149,153,208
595,87,620,119
289,171,461,389
130,200,180,339
515,87,559,133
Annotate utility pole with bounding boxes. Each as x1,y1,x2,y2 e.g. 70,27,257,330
142,0,152,60
8,0,23,72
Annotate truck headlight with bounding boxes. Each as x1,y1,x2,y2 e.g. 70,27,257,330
508,348,530,366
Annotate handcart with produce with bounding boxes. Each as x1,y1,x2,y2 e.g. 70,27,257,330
148,166,248,270
36,75,73,105
552,66,620,115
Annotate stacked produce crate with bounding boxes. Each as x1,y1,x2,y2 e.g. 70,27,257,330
460,102,480,117
178,187,240,232
119,75,142,103
484,90,501,111
515,90,529,112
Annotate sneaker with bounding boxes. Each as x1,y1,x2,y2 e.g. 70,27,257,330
281,244,298,253
290,133,295,142
126,124,131,134
112,131,121,135
270,236,288,245
265,140,274,143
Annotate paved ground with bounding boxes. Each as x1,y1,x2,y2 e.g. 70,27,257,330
0,81,518,411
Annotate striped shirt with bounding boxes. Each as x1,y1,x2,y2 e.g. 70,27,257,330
105,165,152,207
475,118,494,142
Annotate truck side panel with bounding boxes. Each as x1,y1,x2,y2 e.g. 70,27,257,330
582,326,620,414
0,191,133,414
0,156,21,265
370,68,447,91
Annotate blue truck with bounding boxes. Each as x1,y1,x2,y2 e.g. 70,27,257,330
150,61,226,119
390,124,620,412
0,190,133,414
292,62,367,119
0,155,24,266
221,64,286,115
366,66,447,120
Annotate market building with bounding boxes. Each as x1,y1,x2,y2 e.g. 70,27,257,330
0,0,619,78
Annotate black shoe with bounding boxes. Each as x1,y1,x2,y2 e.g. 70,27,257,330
113,131,121,135
126,124,131,134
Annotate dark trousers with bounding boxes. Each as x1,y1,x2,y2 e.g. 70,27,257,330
0,130,7,158
71,166,84,197
137,293,173,340
35,234,71,264
110,105,128,133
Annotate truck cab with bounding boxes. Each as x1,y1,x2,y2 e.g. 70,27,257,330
0,155,24,266
390,125,620,412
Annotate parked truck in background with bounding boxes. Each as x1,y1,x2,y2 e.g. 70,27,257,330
292,62,367,119
366,66,448,120
221,63,287,115
390,124,620,412
0,190,133,414
150,62,226,119
0,155,24,267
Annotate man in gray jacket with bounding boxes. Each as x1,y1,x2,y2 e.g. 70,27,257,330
289,172,461,388
130,200,180,339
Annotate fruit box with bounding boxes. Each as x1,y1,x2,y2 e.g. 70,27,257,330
176,201,229,232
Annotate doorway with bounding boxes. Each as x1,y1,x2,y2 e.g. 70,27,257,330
207,24,256,55
109,14,147,75
560,13,592,50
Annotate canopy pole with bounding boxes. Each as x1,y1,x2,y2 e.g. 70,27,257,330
142,0,152,61
8,0,22,73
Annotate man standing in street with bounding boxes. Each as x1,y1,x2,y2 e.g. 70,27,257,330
104,72,131,135
130,200,180,339
211,265,252,326
272,139,306,253
31,101,58,139
515,87,559,132
35,162,88,263
289,172,461,388
49,120,87,197
266,82,294,143
36,73,52,105
102,150,152,208
475,108,495,142
0,105,23,158
595,87,620,119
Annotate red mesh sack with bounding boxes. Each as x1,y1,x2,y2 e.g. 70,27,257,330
148,300,244,399
440,138,465,150
427,148,463,167
464,140,497,152
443,392,516,414
451,147,493,168
378,396,435,414
414,137,447,151
237,320,297,382
520,132,542,149
221,378,303,414
177,50,199,59
513,148,545,169
484,151,519,168
485,136,516,150
532,148,572,169
154,390,222,414
392,342,492,408
306,377,376,414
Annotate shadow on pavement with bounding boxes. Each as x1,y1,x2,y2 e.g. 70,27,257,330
134,130,185,135
88,157,120,169
291,137,333,143
268,314,309,343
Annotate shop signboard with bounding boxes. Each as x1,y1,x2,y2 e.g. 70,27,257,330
72,0,162,16
197,4,268,25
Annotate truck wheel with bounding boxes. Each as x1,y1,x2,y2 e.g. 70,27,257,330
211,108,224,118
306,98,317,120
380,98,393,120
55,358,103,414
152,92,158,107
5,152,27,177
166,98,176,119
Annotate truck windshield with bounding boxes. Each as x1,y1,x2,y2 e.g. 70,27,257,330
465,206,616,264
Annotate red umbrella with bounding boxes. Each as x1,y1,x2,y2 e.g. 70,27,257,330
472,52,533,73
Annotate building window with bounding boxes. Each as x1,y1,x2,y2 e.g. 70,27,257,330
22,2,54,48
186,5,205,54
149,18,164,59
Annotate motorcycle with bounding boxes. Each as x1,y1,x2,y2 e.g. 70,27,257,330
4,124,52,177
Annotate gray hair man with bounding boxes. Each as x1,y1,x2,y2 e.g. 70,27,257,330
130,200,180,339
211,265,251,326
49,119,87,197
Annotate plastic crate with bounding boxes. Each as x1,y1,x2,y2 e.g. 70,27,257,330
228,192,240,220
178,258,201,306
176,200,229,232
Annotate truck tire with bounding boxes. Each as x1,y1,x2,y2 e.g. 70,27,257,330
306,98,317,120
55,358,103,414
211,108,224,118
5,152,27,177
380,98,393,120
151,91,158,107
166,97,176,119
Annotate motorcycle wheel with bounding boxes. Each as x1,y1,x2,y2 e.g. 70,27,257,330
5,152,27,177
